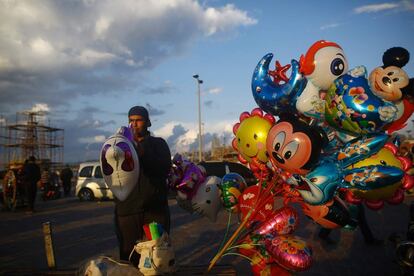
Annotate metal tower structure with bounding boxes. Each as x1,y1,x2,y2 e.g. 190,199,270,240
0,110,64,169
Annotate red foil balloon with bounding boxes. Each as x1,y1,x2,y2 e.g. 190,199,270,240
386,188,405,205
239,185,275,228
365,199,384,210
255,206,298,236
265,235,312,272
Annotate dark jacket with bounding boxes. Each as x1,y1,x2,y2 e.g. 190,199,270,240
60,167,73,182
115,135,171,216
23,162,41,184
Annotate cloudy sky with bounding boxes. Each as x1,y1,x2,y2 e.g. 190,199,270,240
0,0,413,163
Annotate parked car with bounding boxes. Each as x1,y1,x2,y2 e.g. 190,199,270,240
75,161,113,201
198,161,257,186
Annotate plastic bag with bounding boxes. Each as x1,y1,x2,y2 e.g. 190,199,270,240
134,232,176,275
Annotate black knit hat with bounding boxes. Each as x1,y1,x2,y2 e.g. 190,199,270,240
128,106,151,127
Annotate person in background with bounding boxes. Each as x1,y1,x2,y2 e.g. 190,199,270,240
319,204,383,246
114,106,172,266
22,156,41,214
60,165,74,197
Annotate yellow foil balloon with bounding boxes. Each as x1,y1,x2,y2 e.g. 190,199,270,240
347,147,402,200
235,116,273,163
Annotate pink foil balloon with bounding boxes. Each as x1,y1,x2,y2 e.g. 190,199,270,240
255,206,298,236
265,235,312,272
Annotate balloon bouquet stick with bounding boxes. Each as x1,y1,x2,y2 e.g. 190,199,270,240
206,173,280,273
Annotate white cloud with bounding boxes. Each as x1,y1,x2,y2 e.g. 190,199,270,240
0,0,256,112
77,49,117,67
354,3,399,14
0,0,256,72
78,135,107,144
320,23,341,30
402,0,414,11
30,38,54,56
153,119,235,153
203,4,257,36
207,87,223,94
29,103,50,113
95,16,112,38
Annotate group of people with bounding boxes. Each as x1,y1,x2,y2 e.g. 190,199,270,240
9,158,74,214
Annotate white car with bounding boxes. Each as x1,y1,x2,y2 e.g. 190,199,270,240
75,161,113,201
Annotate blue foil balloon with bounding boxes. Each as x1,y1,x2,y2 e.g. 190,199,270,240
325,66,398,136
251,53,307,116
293,134,404,205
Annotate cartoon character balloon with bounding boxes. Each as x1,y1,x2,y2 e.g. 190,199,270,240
232,108,275,173
266,115,326,175
293,134,406,205
297,40,349,119
369,47,414,133
192,176,222,222
342,140,413,209
100,127,139,201
251,54,307,116
176,163,206,200
325,66,399,135
369,47,412,102
218,173,247,212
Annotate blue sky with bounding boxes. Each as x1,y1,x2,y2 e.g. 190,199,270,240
0,0,413,163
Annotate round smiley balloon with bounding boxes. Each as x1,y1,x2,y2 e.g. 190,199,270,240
266,115,326,175
233,108,275,170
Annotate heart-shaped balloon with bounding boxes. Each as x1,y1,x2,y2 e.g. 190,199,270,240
238,185,274,228
191,176,222,222
265,235,312,272
255,206,298,236
100,132,139,201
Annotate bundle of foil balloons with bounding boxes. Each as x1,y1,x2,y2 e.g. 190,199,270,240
205,40,414,275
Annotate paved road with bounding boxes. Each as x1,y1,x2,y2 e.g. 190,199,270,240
0,194,411,275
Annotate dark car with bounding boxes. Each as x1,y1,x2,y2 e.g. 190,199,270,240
198,161,257,186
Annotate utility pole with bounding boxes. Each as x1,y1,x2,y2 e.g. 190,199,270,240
193,74,203,162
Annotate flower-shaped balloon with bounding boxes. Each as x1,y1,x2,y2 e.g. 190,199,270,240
232,108,275,174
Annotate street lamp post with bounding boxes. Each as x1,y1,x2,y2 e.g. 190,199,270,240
193,74,203,162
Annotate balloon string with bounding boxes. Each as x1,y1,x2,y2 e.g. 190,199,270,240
227,243,263,251
207,207,253,272
217,211,233,253
207,171,280,273
221,252,253,263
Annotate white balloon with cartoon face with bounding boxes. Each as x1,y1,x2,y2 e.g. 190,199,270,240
191,176,222,222
100,133,139,201
297,40,349,119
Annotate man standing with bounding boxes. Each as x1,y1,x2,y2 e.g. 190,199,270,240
115,106,171,266
23,156,41,214
60,165,73,197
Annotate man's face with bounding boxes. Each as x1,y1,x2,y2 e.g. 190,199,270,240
129,115,148,137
